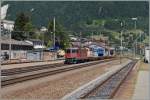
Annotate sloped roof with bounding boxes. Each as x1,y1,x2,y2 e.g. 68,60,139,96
84,42,111,50
1,38,33,46
71,41,111,50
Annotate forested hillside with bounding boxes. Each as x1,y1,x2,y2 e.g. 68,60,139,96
3,1,149,31
2,1,149,47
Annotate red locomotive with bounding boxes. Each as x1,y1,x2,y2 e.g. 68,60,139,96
64,48,88,64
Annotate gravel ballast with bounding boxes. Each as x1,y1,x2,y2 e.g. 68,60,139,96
2,59,127,99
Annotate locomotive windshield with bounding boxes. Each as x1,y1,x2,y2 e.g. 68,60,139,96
66,48,78,53
72,49,78,53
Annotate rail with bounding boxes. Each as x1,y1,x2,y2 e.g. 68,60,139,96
80,60,137,99
1,58,116,87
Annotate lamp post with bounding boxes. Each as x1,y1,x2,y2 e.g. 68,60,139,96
132,17,137,29
131,17,137,58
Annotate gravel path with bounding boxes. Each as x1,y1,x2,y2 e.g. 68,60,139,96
2,59,127,99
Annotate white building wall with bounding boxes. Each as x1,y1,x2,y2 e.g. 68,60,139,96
1,50,27,59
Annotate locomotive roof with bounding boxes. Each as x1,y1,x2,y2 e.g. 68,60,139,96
66,47,78,49
66,47,88,50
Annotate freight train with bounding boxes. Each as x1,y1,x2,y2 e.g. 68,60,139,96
64,46,115,64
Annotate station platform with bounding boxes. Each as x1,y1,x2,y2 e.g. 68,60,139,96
1,60,64,70
132,71,150,100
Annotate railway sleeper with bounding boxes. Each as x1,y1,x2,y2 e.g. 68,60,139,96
84,61,136,99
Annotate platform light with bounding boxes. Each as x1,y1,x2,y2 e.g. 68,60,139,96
131,17,137,20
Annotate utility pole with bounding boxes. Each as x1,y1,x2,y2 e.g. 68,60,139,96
0,0,2,93
120,30,123,63
135,41,137,57
80,32,82,48
42,32,44,61
9,30,11,61
120,22,123,64
92,32,93,42
133,43,136,57
133,32,144,58
53,17,55,48
53,17,56,60
149,2,150,62
140,32,142,57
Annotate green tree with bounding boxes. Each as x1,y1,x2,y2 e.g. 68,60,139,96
24,22,34,32
24,22,35,39
47,40,53,48
104,19,121,30
46,19,70,49
12,12,34,40
14,12,30,31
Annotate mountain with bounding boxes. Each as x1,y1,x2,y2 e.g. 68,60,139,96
2,1,149,31
2,1,149,46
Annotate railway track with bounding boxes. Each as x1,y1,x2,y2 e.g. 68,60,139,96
2,62,65,76
2,58,115,76
80,60,137,99
1,58,116,87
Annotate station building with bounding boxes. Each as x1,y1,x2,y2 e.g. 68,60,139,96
1,20,14,31
1,37,33,61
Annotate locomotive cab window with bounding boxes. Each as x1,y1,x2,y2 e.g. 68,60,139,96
66,49,71,53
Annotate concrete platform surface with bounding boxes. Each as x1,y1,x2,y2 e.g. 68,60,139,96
1,60,64,70
132,71,150,100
